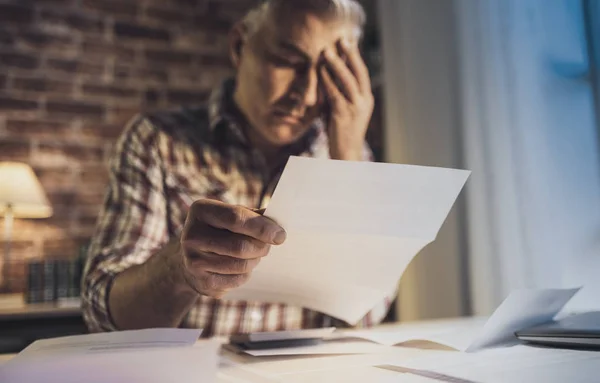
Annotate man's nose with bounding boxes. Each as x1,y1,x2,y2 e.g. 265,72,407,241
292,69,319,107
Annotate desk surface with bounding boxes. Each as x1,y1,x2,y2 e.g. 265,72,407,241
2,318,599,383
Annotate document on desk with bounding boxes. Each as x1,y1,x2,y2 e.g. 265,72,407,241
393,344,600,383
340,287,581,352
0,329,219,383
225,156,470,324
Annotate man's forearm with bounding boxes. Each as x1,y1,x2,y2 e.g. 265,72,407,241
108,240,199,330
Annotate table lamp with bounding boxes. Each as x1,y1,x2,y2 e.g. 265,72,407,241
0,162,52,292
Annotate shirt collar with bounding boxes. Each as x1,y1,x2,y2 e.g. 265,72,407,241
207,77,324,155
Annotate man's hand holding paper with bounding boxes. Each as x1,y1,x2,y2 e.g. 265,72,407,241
225,156,470,324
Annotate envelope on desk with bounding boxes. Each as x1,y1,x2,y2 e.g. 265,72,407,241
0,329,219,383
341,287,581,352
225,156,471,324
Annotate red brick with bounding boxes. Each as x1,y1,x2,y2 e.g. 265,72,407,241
198,53,231,67
31,0,76,5
193,15,233,33
0,96,38,111
82,83,139,99
79,163,109,182
33,166,77,191
167,89,210,105
0,139,30,161
0,52,39,70
46,190,77,207
145,49,193,66
204,0,259,16
39,9,105,33
114,21,170,42
144,0,201,10
46,99,105,119
6,119,73,139
76,191,106,206
43,238,82,258
113,65,168,83
81,39,137,62
0,28,14,46
0,74,6,89
76,216,100,234
12,77,74,94
144,6,193,24
145,89,161,107
169,71,210,87
46,58,104,76
44,213,74,230
108,106,141,125
79,122,124,140
0,4,34,24
82,0,139,18
19,29,75,51
36,142,105,165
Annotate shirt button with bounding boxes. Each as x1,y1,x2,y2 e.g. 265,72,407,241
250,310,263,322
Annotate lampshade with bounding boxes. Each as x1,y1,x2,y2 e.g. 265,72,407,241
0,162,52,218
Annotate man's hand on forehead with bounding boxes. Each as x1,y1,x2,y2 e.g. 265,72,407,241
320,37,373,161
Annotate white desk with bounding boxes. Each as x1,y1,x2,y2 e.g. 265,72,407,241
217,318,600,383
2,318,599,383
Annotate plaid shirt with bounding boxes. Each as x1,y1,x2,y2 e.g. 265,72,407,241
82,79,392,336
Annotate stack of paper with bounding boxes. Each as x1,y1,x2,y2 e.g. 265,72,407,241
0,329,219,383
226,157,470,324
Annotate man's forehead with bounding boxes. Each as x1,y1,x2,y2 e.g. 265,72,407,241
262,11,355,56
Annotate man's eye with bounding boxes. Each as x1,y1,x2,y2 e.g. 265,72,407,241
267,53,301,68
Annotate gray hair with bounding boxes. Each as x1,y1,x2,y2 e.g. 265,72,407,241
241,0,366,40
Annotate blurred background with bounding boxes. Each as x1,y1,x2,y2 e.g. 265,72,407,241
0,0,598,352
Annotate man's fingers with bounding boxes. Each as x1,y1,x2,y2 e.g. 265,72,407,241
340,39,371,93
252,208,266,215
183,227,270,259
192,200,286,245
186,253,261,275
324,47,360,102
321,66,344,105
203,272,250,292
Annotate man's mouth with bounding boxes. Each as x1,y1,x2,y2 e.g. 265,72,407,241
273,110,303,124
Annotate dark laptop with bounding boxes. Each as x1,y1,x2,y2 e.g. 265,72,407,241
515,311,600,349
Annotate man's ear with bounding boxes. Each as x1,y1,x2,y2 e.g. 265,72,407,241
229,23,247,69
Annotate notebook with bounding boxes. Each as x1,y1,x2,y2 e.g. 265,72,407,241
516,311,600,349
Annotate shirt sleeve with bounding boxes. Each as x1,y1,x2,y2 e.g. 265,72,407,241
81,116,169,332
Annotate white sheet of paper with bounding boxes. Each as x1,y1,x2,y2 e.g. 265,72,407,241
218,359,282,383
339,317,487,351
18,328,201,356
279,365,440,383
226,157,470,324
237,348,445,376
396,344,600,383
465,287,581,352
0,329,218,383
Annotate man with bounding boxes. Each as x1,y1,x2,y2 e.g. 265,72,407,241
82,0,392,336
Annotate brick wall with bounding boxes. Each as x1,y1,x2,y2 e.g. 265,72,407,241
0,0,260,293
0,0,382,293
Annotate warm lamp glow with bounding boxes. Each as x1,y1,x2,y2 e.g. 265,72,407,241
0,162,52,218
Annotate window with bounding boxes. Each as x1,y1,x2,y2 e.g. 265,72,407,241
584,0,600,142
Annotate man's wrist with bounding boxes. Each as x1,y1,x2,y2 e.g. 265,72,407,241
154,239,198,299
330,146,363,161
